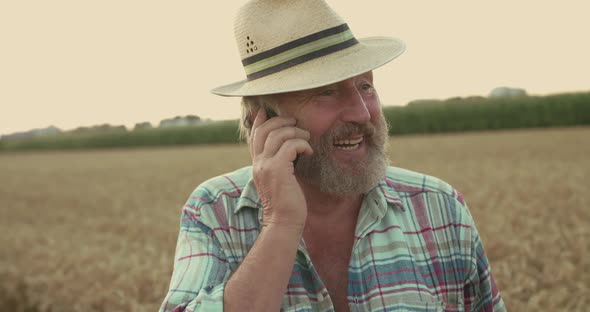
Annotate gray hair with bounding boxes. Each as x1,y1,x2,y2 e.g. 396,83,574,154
239,95,278,141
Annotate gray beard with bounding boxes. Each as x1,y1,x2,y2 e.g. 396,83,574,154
294,114,390,196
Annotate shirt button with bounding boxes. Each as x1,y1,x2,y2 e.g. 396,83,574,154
317,291,324,301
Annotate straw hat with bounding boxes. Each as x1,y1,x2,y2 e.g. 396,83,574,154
210,0,405,97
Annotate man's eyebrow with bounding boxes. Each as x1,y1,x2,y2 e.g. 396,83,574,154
295,87,324,96
311,83,338,91
293,91,316,102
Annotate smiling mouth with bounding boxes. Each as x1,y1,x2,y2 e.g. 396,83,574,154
333,136,364,150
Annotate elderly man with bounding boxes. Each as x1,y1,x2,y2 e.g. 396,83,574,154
160,0,505,311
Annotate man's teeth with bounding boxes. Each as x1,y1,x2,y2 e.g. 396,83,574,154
333,137,363,150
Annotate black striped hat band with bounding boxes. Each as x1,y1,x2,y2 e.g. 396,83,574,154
242,24,359,81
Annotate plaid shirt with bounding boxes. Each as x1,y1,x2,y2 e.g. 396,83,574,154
160,166,505,312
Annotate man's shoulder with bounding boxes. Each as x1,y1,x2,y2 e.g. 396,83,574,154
384,166,464,205
383,166,473,231
189,166,253,205
179,166,254,228
201,166,253,191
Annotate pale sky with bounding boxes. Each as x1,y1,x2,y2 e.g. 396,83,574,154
1,1,588,136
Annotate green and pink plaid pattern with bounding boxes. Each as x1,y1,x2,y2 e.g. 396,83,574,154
160,166,505,312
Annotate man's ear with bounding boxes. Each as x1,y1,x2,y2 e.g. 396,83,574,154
244,103,263,130
243,111,254,130
259,95,281,118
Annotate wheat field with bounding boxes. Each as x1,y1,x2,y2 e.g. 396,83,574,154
1,127,588,311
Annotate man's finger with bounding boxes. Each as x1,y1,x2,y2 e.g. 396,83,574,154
262,127,310,157
274,139,314,165
251,115,296,157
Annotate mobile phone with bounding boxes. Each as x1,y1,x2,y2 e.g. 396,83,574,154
264,105,278,118
262,105,300,167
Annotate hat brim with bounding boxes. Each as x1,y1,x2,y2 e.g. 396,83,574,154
210,36,405,97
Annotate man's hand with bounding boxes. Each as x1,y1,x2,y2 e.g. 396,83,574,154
249,108,313,228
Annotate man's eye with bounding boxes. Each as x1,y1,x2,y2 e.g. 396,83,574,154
362,83,375,91
318,89,335,96
361,83,376,94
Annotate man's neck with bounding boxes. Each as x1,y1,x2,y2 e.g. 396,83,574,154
297,178,364,223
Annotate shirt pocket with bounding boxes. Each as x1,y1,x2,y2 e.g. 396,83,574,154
387,301,464,312
280,304,312,312
280,299,313,312
441,301,465,312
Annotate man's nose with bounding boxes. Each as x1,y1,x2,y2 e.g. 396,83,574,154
340,88,371,124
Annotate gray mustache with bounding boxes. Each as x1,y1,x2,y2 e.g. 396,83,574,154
328,122,376,139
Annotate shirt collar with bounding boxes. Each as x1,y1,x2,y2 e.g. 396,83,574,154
376,177,405,211
235,176,263,214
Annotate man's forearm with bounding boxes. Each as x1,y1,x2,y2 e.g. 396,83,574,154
224,223,303,312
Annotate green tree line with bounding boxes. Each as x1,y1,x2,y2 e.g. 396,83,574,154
384,92,590,135
1,91,589,151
